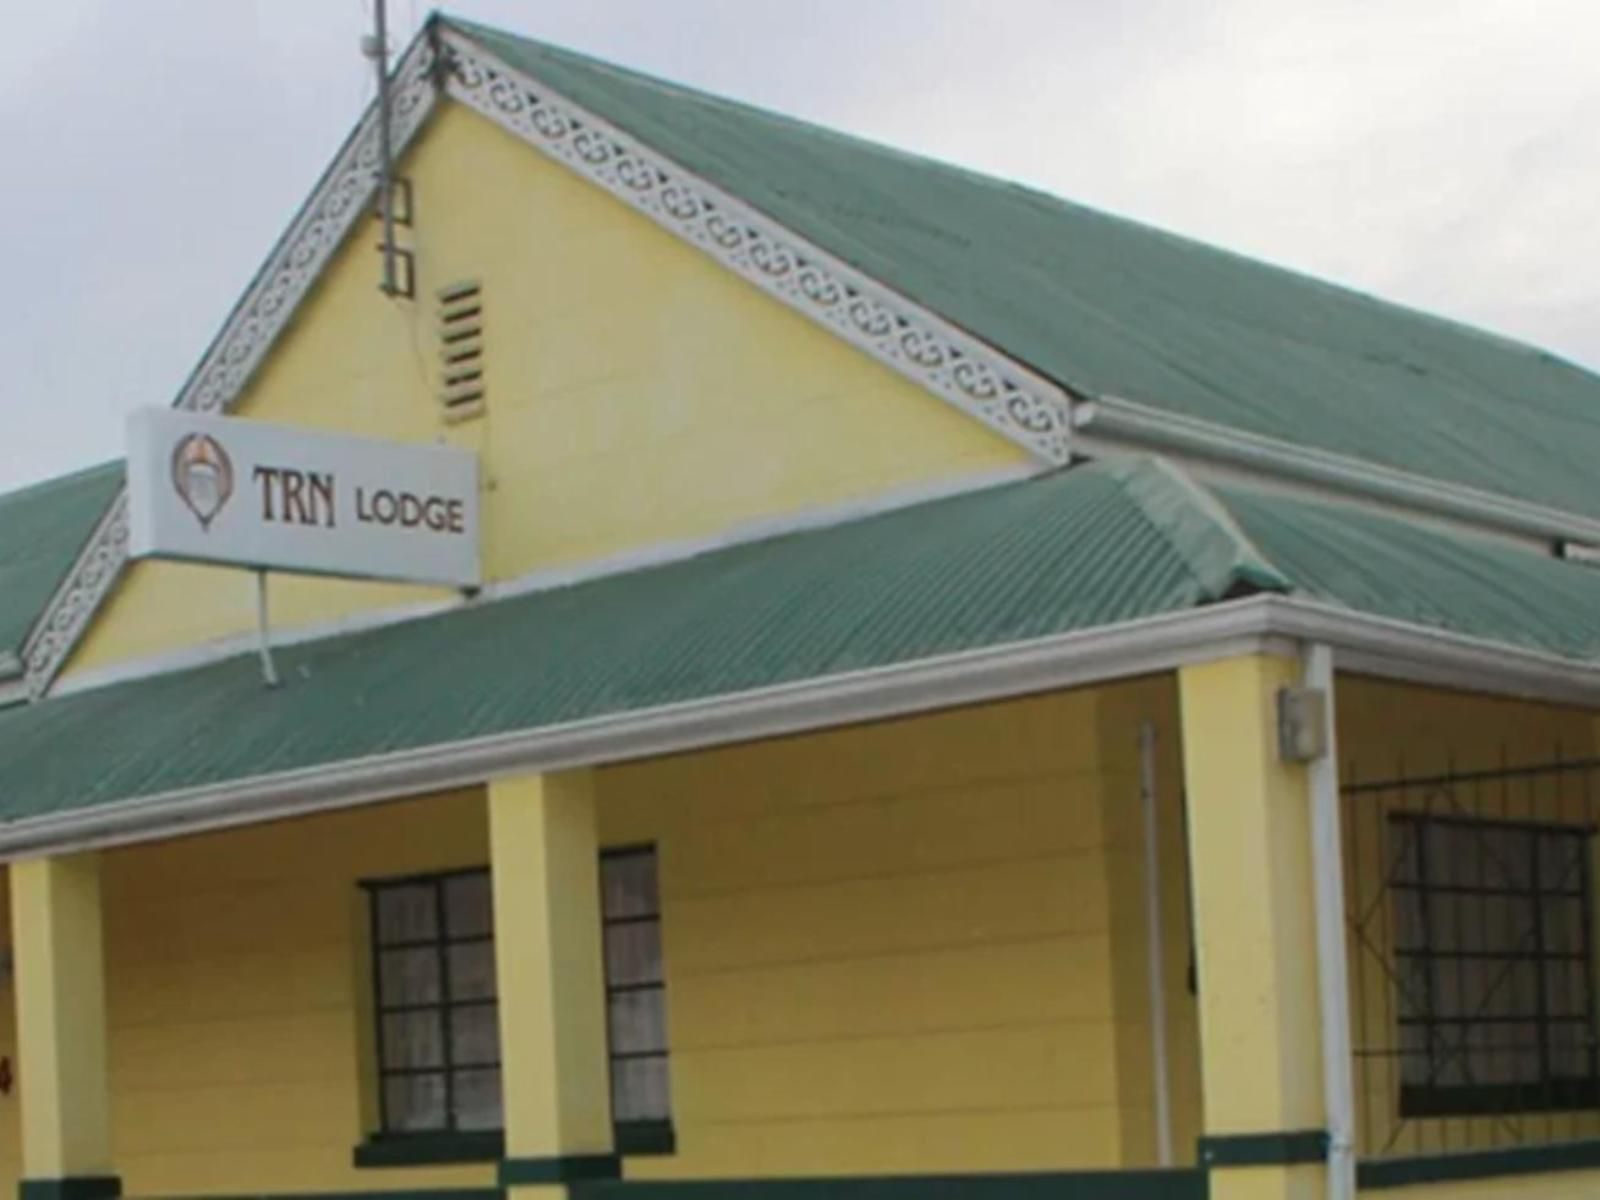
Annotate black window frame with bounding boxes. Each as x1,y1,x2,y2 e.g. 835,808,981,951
1389,812,1600,1118
363,866,501,1139
357,853,675,1165
601,844,674,1144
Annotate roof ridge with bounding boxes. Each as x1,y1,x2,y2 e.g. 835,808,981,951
440,15,1037,195
1105,457,1291,602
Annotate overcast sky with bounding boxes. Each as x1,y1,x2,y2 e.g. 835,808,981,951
3,0,1597,493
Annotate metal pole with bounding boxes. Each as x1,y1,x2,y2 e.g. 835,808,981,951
255,570,280,688
371,0,397,296
1306,643,1355,1200
1140,720,1175,1167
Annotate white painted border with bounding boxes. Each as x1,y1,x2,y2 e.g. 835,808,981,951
8,594,1600,861
436,27,1075,463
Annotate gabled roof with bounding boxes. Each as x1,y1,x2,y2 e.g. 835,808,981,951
21,13,1600,700
4,456,1600,840
0,462,124,676
453,16,1600,524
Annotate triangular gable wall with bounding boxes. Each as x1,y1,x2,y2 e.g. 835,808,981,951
29,22,1072,698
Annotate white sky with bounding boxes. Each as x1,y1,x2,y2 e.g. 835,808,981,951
3,0,1598,493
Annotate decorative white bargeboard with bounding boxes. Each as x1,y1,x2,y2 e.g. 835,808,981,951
126,410,480,588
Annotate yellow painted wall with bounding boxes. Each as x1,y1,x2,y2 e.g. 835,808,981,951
98,791,493,1196
0,674,1594,1194
63,99,1026,679
1096,677,1203,1167
599,676,1197,1179
0,679,1192,1196
1336,676,1600,1162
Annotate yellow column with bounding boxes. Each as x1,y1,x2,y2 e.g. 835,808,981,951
489,771,616,1194
1180,656,1325,1200
9,855,118,1200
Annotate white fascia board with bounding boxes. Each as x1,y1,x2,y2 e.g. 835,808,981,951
1267,596,1600,708
9,594,1600,862
1075,394,1600,548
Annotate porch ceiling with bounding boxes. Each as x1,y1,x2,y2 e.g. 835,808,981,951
1,456,1599,835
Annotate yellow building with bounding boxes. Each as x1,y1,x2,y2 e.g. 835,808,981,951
5,14,1600,1200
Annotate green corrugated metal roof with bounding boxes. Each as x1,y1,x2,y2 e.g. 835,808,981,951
449,17,1600,522
4,457,1600,822
7,453,1600,827
0,460,1277,820
0,462,124,665
1220,483,1600,661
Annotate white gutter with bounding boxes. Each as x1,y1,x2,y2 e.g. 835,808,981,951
1075,394,1600,548
4,594,1600,860
1304,644,1356,1200
1272,596,1600,707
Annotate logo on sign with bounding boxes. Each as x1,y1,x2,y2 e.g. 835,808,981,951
170,433,235,531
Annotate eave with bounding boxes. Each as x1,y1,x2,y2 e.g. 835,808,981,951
2,594,1599,862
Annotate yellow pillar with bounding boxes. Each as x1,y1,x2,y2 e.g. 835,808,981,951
489,771,616,1193
9,855,118,1200
1180,655,1326,1200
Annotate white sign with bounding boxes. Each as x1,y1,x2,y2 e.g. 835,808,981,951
127,409,481,587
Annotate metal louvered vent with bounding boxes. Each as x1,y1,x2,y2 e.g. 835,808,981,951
437,280,485,422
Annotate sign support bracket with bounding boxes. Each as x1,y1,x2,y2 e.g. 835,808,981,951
255,569,280,688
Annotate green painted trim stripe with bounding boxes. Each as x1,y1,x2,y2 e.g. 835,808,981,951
354,1130,505,1167
614,1120,677,1157
1198,1130,1328,1167
136,1192,500,1200
1358,1138,1600,1189
18,1179,121,1200
500,1155,622,1186
569,1169,1208,1198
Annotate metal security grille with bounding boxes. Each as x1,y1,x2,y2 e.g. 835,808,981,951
1344,758,1600,1158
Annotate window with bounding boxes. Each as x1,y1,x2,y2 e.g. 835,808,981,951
366,870,500,1134
602,848,673,1125
363,850,672,1143
1390,814,1600,1116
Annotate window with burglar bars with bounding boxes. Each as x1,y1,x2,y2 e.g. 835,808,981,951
365,851,672,1139
1344,757,1600,1160
367,869,501,1134
1389,814,1599,1117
